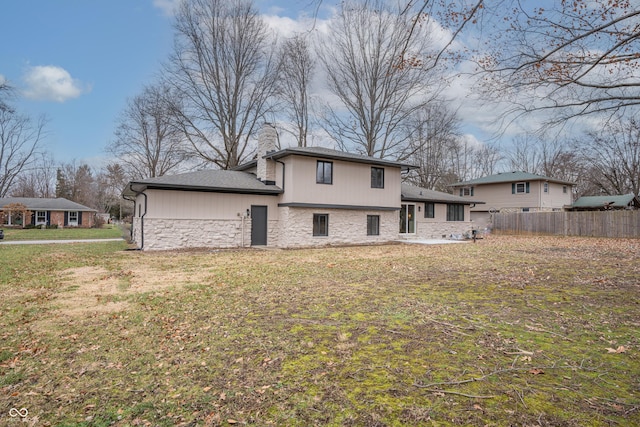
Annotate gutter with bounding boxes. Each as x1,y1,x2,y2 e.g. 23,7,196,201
123,183,147,250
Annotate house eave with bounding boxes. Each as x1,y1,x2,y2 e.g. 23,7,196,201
278,202,399,211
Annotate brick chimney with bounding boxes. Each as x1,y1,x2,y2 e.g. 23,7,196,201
257,123,277,185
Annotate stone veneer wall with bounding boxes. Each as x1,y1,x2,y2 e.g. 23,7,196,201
139,218,248,250
277,207,398,248
411,220,474,240
134,217,281,250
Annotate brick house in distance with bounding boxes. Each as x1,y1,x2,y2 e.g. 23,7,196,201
0,197,96,228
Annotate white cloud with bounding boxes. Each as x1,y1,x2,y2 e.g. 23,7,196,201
153,0,180,16
22,65,89,102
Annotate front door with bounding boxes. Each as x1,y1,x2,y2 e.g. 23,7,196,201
251,205,268,246
399,204,415,234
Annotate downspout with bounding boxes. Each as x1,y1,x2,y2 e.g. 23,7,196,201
123,183,147,250
267,156,286,192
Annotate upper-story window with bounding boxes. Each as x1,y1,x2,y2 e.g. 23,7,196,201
316,161,333,184
512,182,530,194
563,186,567,194
544,182,549,193
371,167,384,188
459,187,474,197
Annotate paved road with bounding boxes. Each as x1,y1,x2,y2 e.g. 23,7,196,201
0,238,124,245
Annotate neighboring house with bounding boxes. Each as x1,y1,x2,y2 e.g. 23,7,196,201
123,124,478,251
450,171,575,228
0,197,96,228
568,194,640,211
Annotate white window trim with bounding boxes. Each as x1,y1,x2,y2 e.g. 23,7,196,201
68,211,79,226
36,211,47,225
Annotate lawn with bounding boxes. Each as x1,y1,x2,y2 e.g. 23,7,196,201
0,236,638,426
0,225,125,241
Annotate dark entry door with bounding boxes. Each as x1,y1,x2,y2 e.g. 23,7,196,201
251,205,268,246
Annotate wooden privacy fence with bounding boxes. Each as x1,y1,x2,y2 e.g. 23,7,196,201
492,211,640,238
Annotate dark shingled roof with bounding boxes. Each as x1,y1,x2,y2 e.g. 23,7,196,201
401,183,482,205
450,171,575,187
123,170,282,197
0,197,96,211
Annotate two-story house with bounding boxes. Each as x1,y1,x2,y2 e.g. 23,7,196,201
449,171,575,228
124,124,477,250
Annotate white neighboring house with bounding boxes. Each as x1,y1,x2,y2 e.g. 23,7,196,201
123,125,479,250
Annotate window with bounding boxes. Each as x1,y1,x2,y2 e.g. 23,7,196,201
522,208,530,212
371,167,384,188
544,182,549,193
512,182,530,194
424,202,435,218
446,204,464,221
68,211,78,225
36,211,46,224
459,187,474,197
367,215,380,236
563,186,567,194
316,161,333,184
313,214,329,236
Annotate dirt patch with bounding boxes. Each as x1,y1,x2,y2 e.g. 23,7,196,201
54,263,213,317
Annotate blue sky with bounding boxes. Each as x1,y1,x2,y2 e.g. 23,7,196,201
1,1,178,165
1,0,319,167
1,0,500,168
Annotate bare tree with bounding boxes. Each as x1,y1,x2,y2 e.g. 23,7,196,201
0,108,47,197
403,103,461,190
110,82,190,179
56,162,97,209
317,0,444,159
10,152,57,197
0,79,14,113
581,116,640,196
93,162,132,220
503,135,544,174
277,35,315,147
477,0,640,127
165,0,279,169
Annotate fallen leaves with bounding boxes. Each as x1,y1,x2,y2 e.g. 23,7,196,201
606,345,627,354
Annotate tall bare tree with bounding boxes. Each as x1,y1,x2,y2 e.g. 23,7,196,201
317,0,444,159
56,162,96,209
165,0,279,169
0,108,47,197
403,103,461,190
10,152,56,197
581,116,640,196
277,35,315,147
110,82,190,179
476,0,640,127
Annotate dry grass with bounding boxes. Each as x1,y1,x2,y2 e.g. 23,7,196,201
0,236,639,426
